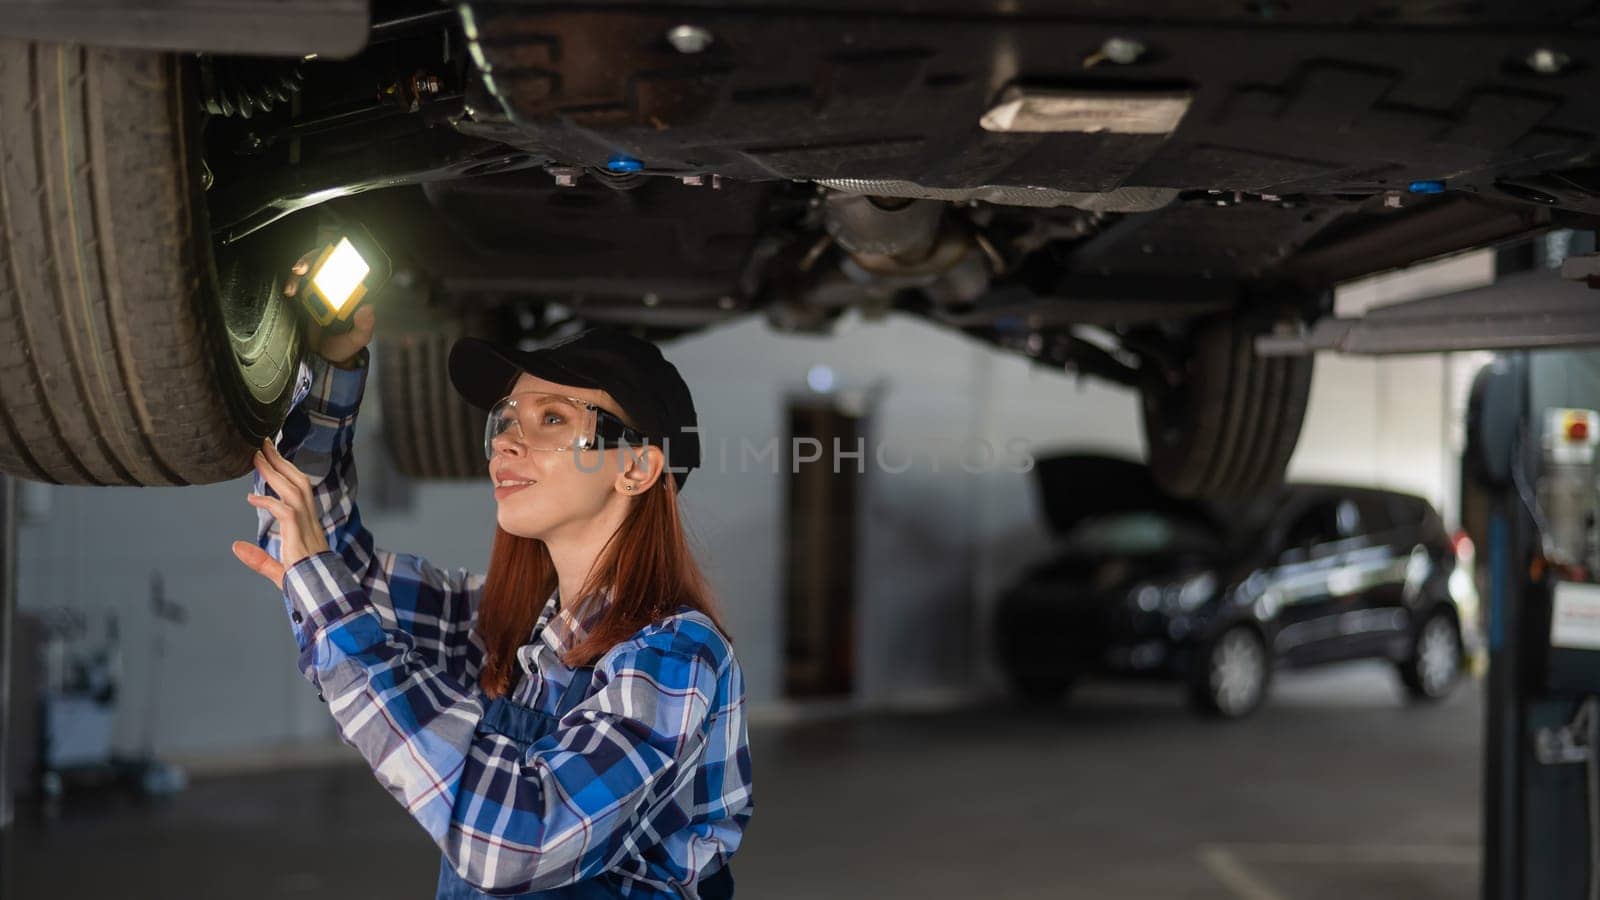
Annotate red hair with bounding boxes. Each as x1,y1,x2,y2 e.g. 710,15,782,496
474,469,729,698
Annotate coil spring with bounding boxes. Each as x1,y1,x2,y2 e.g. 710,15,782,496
198,58,304,119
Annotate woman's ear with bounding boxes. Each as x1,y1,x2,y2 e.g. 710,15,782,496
618,445,666,494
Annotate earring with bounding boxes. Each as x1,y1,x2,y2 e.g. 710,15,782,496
624,483,635,492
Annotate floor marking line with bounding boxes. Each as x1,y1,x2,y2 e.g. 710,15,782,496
1203,842,1481,866
1197,845,1292,900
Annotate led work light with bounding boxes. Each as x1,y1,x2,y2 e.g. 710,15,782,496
298,225,392,334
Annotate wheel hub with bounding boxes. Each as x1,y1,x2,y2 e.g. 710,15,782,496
1212,630,1265,715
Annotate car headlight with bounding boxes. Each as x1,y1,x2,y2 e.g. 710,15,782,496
1130,583,1162,612
1127,572,1218,615
1168,571,1218,613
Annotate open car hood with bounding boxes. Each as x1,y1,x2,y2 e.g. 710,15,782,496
1030,451,1264,537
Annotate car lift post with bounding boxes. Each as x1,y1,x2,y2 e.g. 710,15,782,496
1466,354,1600,900
1259,234,1600,899
1467,354,1531,899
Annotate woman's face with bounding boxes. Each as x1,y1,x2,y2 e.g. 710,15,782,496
487,372,660,540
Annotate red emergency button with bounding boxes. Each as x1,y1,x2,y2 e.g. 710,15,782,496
1569,418,1590,442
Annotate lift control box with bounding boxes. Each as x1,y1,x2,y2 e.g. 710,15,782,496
1538,407,1599,569
1541,408,1600,693
1550,581,1600,694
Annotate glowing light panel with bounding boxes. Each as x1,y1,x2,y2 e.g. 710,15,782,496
312,238,371,313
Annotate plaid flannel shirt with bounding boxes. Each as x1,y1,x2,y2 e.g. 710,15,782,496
252,346,753,897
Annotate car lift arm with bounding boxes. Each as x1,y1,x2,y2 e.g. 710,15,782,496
1258,259,1600,357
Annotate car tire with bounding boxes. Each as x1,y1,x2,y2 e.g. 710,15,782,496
1142,315,1313,500
378,330,490,480
0,40,307,486
1189,625,1271,718
1397,609,1463,702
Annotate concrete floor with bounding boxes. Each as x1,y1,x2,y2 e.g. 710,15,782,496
2,661,1482,899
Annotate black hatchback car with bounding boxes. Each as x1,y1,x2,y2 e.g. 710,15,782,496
994,455,1481,718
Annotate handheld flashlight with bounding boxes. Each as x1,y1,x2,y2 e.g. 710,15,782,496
298,225,392,335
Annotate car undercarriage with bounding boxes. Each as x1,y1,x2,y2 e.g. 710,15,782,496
3,2,1600,496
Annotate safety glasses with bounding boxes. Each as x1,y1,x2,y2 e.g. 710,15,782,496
484,391,650,460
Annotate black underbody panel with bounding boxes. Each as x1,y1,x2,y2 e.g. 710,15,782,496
460,5,1600,200
426,3,1598,329
210,3,1600,346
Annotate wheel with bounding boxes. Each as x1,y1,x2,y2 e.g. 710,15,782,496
378,329,490,480
1397,610,1463,702
0,41,306,486
1189,625,1271,718
1141,315,1313,500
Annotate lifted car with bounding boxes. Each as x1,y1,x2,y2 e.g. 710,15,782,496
2,2,1597,495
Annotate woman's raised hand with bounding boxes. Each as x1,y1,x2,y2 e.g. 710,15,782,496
281,249,378,368
231,436,333,591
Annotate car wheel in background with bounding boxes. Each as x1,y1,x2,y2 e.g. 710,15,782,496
378,330,490,480
1189,625,1271,718
1142,315,1313,500
0,41,306,486
1398,609,1463,702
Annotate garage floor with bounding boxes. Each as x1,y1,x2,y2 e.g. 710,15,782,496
1,662,1481,900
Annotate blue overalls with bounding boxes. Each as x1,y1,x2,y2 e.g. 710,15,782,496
434,666,736,899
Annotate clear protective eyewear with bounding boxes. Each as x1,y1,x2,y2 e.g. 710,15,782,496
484,390,650,460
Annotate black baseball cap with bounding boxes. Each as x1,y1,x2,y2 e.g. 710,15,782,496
447,328,700,491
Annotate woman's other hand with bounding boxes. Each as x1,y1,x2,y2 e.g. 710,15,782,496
232,436,333,591
282,248,377,368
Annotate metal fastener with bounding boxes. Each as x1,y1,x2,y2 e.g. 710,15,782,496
1526,47,1571,75
667,24,714,54
412,71,441,96
1084,36,1146,68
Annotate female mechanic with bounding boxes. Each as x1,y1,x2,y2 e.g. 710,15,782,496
230,288,751,899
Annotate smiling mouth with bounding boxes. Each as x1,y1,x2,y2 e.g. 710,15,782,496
494,480,536,499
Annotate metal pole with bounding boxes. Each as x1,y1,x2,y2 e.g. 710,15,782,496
0,473,14,832
1482,502,1526,899
1469,351,1532,900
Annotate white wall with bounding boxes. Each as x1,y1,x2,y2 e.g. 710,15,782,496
1288,250,1496,529
669,313,1143,705
14,250,1492,764
16,475,340,759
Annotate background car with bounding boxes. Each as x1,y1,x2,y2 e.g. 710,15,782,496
4,5,1600,499
994,454,1481,717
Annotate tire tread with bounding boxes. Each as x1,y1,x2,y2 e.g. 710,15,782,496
1145,314,1313,499
0,40,290,487
378,330,488,481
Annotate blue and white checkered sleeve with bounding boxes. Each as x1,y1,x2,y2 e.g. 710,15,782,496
278,548,725,894
254,346,487,685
